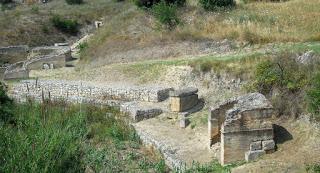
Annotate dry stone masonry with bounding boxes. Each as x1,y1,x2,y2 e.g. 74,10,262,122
208,93,275,165
11,80,172,103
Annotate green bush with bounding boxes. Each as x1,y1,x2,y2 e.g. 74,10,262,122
152,1,179,29
199,0,235,11
0,0,12,4
134,0,185,8
250,54,310,117
51,15,79,35
307,73,320,117
0,82,13,123
66,0,83,5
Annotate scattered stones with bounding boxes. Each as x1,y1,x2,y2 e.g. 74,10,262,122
245,150,266,162
169,87,199,112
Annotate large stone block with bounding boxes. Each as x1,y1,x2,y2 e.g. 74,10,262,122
262,140,275,151
170,94,198,112
245,150,265,162
250,141,262,151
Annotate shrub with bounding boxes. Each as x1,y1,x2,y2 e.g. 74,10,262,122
134,0,185,8
250,54,310,117
306,73,320,117
199,0,235,11
152,1,179,29
66,0,83,5
51,15,79,35
0,82,13,123
0,0,12,4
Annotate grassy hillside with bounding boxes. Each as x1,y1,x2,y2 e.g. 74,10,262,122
0,0,126,47
81,0,320,63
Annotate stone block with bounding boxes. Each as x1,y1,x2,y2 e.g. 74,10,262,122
179,112,190,128
262,140,275,151
245,150,265,162
170,94,198,112
250,141,262,151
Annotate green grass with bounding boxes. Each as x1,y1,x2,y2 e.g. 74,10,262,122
0,101,168,172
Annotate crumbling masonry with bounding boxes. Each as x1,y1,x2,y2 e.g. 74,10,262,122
208,93,275,165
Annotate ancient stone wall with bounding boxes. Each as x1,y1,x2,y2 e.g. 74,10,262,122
10,80,172,105
209,93,275,165
0,45,29,54
3,61,29,80
25,54,66,70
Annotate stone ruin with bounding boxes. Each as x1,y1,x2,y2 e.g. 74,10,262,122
208,93,275,165
8,79,277,167
94,21,103,29
169,87,199,112
0,44,71,80
169,87,201,128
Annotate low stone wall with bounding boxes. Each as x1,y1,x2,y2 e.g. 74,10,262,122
10,80,172,104
120,101,163,122
4,69,29,80
0,45,29,54
25,54,66,70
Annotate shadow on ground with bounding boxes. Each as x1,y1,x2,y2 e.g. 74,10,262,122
273,124,293,144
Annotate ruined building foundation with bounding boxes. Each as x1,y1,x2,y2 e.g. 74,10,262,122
208,93,275,165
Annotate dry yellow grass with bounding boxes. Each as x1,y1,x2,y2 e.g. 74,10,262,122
176,0,320,43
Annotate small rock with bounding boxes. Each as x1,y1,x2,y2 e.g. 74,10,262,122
43,64,49,70
245,150,265,162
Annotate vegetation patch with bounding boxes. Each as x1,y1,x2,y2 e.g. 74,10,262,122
199,0,235,11
66,0,84,5
152,1,179,29
248,52,320,118
0,88,168,172
51,15,79,35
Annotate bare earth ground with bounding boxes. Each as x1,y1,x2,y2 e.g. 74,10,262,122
133,111,214,167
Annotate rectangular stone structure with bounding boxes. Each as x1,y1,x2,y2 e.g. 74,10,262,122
208,93,275,165
170,94,198,112
169,87,199,112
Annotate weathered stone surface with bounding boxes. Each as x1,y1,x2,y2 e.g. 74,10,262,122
120,101,163,122
208,93,275,165
250,141,262,151
179,113,190,128
296,50,318,65
245,150,265,162
262,140,275,151
169,87,198,97
10,80,172,103
43,64,50,70
170,94,199,112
